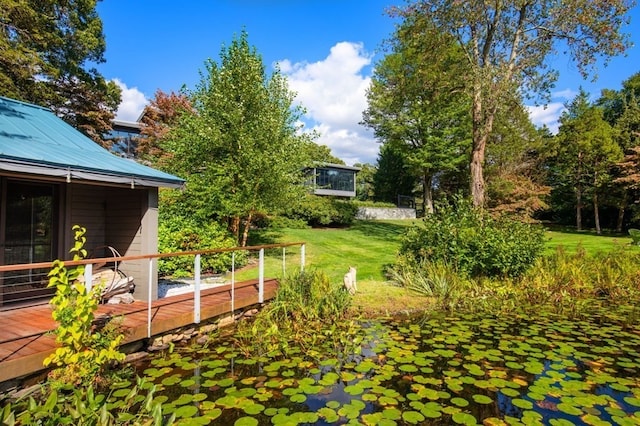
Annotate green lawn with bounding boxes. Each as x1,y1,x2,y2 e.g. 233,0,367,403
544,229,633,255
233,220,637,315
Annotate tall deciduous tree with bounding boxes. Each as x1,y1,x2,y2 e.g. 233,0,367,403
363,15,470,214
392,0,633,207
556,89,621,233
163,31,312,246
0,0,120,145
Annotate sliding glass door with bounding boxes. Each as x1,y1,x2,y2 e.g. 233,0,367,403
1,180,58,307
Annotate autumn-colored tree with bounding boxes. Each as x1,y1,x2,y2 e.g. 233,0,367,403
485,103,550,220
137,89,193,164
391,0,633,208
0,0,121,145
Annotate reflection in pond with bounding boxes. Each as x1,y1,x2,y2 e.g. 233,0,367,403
117,307,640,425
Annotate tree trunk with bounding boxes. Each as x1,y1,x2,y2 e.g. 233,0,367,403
575,186,583,231
470,83,494,209
593,192,601,235
422,172,434,215
616,196,627,233
470,145,485,208
229,216,241,242
240,210,254,247
617,206,625,233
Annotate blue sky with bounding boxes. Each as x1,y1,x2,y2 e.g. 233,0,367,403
97,1,640,166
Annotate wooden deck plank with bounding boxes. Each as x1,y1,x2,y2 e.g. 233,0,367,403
0,278,278,383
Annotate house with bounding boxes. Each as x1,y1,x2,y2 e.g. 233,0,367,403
106,119,142,159
306,163,360,198
0,96,184,309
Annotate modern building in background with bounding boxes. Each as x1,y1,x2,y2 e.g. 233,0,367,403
105,119,142,159
306,163,360,198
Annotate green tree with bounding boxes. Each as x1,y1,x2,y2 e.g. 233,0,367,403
303,141,344,165
354,163,376,201
162,31,311,246
392,0,633,208
0,0,121,145
372,143,417,205
556,89,621,233
610,92,640,229
363,15,470,214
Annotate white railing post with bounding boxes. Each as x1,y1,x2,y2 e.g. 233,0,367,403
300,244,306,272
231,252,235,316
147,258,153,338
84,262,93,292
194,254,201,324
259,248,264,303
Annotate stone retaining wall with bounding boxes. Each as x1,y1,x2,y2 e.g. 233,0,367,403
356,207,416,220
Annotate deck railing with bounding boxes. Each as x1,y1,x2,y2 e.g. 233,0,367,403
0,242,306,336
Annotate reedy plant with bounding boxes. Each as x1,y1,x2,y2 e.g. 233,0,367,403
387,257,466,311
234,269,353,357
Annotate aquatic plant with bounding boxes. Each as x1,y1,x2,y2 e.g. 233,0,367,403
234,269,353,357
109,306,640,425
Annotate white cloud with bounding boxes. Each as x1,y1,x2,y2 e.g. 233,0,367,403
526,89,577,133
279,42,378,165
112,79,148,122
526,102,565,134
552,88,578,100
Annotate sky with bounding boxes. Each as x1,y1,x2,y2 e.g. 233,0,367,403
96,1,640,166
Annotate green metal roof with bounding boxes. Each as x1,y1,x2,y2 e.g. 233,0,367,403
0,96,184,188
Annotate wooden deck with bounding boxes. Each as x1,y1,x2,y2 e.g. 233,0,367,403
0,278,278,384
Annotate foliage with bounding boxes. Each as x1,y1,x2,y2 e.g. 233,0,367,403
0,0,121,145
363,14,470,214
392,1,633,207
281,194,358,227
3,377,171,425
43,225,125,389
372,143,417,205
158,216,245,278
485,103,551,220
398,196,545,278
464,247,640,317
386,258,467,310
353,163,376,201
553,89,621,233
137,89,193,164
159,30,312,247
234,269,353,357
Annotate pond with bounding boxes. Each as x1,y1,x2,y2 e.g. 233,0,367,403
111,306,640,425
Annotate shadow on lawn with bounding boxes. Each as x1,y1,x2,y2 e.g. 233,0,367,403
350,220,412,240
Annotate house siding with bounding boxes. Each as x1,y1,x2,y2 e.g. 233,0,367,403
67,183,158,301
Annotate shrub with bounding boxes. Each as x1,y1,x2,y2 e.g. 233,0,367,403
44,225,125,389
158,216,246,277
398,196,545,278
281,194,358,227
